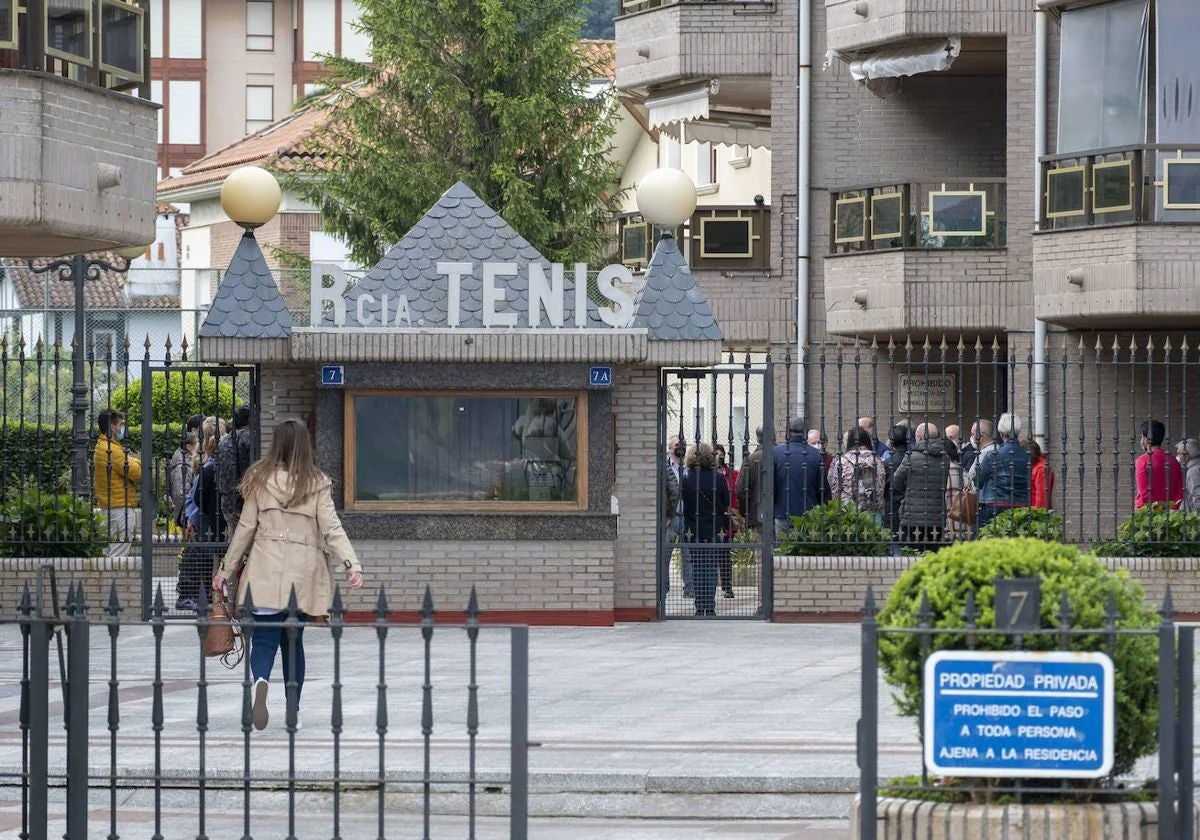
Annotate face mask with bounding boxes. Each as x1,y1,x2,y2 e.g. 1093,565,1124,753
673,446,686,459
116,426,126,441
717,455,726,466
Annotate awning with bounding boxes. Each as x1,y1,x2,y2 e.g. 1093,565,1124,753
848,37,961,82
658,119,771,149
646,87,710,130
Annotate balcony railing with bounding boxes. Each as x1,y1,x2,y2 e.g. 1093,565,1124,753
1038,144,1200,232
0,0,149,94
618,0,774,15
617,204,771,271
828,179,1007,255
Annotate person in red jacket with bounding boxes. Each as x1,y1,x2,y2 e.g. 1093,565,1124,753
1022,438,1054,509
1135,420,1183,509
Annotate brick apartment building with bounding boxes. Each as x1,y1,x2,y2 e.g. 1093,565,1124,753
614,0,1200,532
150,0,370,177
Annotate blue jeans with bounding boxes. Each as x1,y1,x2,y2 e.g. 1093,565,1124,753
249,611,308,706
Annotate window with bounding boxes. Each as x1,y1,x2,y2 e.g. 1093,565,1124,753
151,79,164,143
245,85,274,134
167,80,201,144
246,0,274,50
699,217,754,258
302,0,335,60
340,0,371,61
47,0,92,63
870,193,904,240
927,190,988,237
695,142,717,189
148,0,161,57
1045,166,1086,219
834,195,866,244
101,0,144,81
621,222,649,266
345,391,588,510
729,145,752,169
168,0,202,58
1,0,16,48
1163,158,1200,210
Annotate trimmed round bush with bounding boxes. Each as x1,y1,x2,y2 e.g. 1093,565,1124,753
878,538,1160,777
109,371,236,429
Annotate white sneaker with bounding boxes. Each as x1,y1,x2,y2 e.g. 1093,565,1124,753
252,678,270,731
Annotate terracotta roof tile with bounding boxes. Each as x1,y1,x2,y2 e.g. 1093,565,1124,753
3,258,181,310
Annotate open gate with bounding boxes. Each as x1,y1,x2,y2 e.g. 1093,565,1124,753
138,362,259,619
657,357,775,619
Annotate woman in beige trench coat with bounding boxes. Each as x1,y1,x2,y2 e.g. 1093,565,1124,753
212,419,364,731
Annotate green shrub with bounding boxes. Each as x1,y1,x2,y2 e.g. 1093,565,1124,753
1093,506,1200,557
779,500,890,556
0,422,180,495
978,506,1064,541
0,489,107,557
878,538,1160,778
109,371,236,429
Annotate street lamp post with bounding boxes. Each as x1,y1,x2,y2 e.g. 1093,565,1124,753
30,249,144,499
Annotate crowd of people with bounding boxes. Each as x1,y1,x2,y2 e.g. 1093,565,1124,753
93,405,256,611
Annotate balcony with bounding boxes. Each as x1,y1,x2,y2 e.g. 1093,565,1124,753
1034,144,1200,327
823,178,1010,337
614,0,778,91
0,0,157,257
617,204,771,272
824,0,1015,53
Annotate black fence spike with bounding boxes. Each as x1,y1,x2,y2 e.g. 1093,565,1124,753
862,584,877,617
152,583,166,618
375,587,389,619
1105,592,1118,627
917,591,933,626
421,586,435,623
963,590,978,624
286,584,300,617
74,583,87,615
242,582,256,614
19,581,32,615
466,586,480,621
197,581,210,617
1163,586,1175,620
64,581,77,616
106,582,122,617
330,585,345,620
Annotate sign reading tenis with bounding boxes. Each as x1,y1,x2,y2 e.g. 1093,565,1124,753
312,262,639,330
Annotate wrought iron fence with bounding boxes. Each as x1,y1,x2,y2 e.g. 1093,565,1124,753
4,575,530,839
857,585,1194,840
733,334,1200,553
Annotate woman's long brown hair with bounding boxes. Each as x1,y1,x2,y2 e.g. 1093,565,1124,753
239,419,324,506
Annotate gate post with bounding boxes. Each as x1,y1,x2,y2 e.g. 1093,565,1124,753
858,586,879,840
65,587,90,837
656,368,667,620
28,610,49,840
1178,625,1195,839
140,358,155,620
761,355,775,620
1157,592,1176,840
510,626,529,840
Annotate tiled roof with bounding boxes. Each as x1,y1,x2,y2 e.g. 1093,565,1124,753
631,236,723,341
3,259,180,310
582,39,615,80
332,181,609,329
199,233,293,338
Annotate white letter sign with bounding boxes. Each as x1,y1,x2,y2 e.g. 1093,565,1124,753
483,262,519,328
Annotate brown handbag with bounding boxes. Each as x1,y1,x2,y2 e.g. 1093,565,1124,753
204,594,242,666
949,488,978,524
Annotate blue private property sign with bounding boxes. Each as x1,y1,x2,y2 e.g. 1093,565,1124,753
924,650,1114,778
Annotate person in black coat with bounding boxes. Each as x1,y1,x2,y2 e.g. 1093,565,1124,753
681,443,731,616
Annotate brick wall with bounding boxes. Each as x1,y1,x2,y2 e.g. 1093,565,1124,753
612,366,659,614
258,363,318,452
0,557,141,615
774,554,1200,618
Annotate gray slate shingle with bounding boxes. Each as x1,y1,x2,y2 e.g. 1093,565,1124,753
631,236,723,342
199,232,293,339
332,181,609,329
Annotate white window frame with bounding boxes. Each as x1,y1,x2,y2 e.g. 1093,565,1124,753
245,84,274,134
246,0,274,51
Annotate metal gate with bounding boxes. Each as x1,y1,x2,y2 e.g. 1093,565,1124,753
658,356,775,619
138,361,259,619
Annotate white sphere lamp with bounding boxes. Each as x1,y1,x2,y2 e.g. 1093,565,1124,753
221,165,283,230
636,168,698,227
115,244,149,260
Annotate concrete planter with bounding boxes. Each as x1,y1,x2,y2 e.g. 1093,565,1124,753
850,795,1198,839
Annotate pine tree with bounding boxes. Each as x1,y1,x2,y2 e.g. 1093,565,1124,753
282,0,622,267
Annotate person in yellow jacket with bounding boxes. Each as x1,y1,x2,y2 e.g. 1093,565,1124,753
94,408,142,556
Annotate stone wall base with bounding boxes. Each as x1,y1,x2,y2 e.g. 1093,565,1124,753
849,795,1198,839
774,555,1200,620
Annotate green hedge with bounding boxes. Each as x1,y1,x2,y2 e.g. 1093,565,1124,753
878,538,1160,779
779,500,891,556
978,507,1064,541
1093,506,1200,557
0,489,107,558
109,371,236,430
0,421,181,494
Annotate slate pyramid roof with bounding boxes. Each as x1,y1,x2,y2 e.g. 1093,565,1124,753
631,235,722,341
199,232,293,338
338,181,608,329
